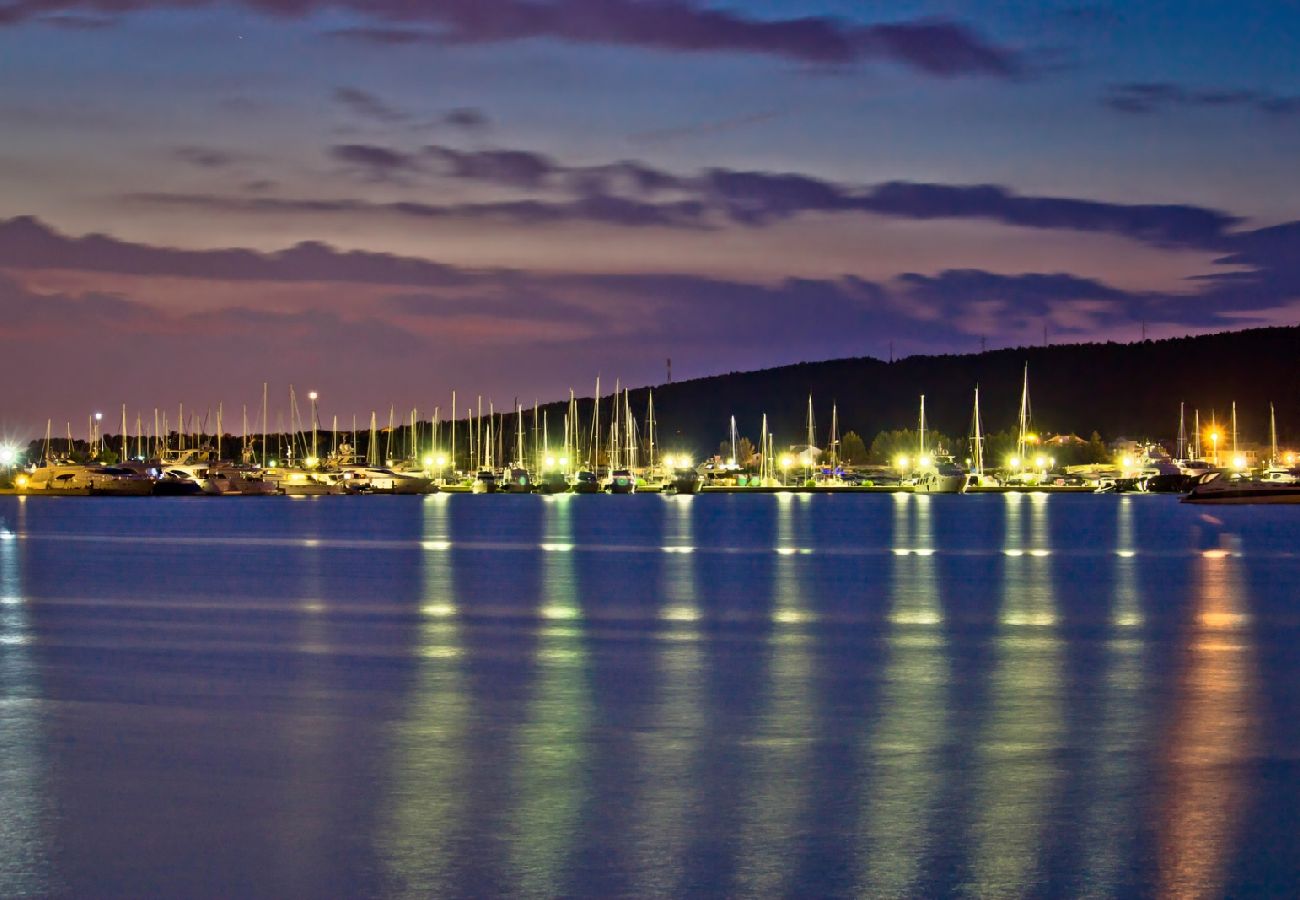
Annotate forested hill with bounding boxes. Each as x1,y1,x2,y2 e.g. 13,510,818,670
579,326,1300,455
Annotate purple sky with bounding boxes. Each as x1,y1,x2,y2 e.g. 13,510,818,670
2,1,1300,436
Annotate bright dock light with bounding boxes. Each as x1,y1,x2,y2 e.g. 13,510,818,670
0,445,16,466
895,454,910,470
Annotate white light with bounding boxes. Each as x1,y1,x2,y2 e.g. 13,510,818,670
0,446,16,466
308,391,318,401
559,456,569,467
918,454,933,468
94,412,103,421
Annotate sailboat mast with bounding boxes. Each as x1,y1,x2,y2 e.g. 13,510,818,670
647,390,655,470
972,386,984,476
806,394,814,477
1271,402,1278,465
592,377,600,472
1177,402,1187,459
918,394,927,460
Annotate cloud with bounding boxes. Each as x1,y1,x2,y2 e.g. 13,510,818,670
0,214,474,286
330,143,423,181
173,145,244,169
423,145,555,188
332,86,409,124
0,1,1021,76
1103,82,1300,117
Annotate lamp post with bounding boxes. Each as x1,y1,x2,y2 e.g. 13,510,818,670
1210,431,1219,467
308,392,319,466
94,411,103,458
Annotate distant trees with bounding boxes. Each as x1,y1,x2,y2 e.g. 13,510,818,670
717,436,758,469
868,428,957,465
839,430,868,465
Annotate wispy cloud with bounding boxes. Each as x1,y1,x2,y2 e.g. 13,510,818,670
0,1,1022,77
1104,82,1300,116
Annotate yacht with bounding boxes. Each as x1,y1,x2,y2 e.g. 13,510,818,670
535,471,570,494
504,467,534,494
89,466,155,496
569,470,601,494
339,466,435,495
1183,471,1300,504
670,465,702,495
471,470,498,494
606,468,636,494
913,461,969,494
23,460,93,493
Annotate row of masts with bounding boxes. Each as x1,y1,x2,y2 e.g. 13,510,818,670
37,366,1292,472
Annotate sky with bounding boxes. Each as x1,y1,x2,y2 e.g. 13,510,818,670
2,0,1300,435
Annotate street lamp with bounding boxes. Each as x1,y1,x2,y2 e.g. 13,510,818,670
1210,430,1220,466
308,392,319,463
780,453,793,485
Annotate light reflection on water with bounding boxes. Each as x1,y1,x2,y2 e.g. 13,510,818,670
856,493,947,897
0,499,54,898
0,493,1295,898
967,492,1063,896
1158,549,1257,899
732,494,815,897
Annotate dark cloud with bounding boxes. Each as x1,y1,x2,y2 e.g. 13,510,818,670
1104,82,1300,117
423,145,556,189
126,190,712,228
0,1,1021,76
0,214,474,286
443,107,490,130
330,143,423,181
332,86,409,124
173,145,243,169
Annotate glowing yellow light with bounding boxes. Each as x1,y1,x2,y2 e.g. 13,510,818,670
1286,452,1296,465
1008,456,1021,469
918,454,933,468
1121,455,1133,468
896,454,910,470
780,454,793,469
1233,455,1247,470
559,456,569,467
289,473,306,482
1035,455,1047,468
726,456,736,466
15,475,28,488
304,456,318,468
1026,433,1038,444
421,603,455,617
436,454,448,467
545,455,556,469
422,455,435,468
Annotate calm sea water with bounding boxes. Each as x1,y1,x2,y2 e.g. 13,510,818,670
1,492,1298,898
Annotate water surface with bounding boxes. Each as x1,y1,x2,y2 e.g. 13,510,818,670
1,493,1298,897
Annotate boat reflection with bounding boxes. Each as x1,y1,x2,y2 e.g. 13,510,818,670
856,493,948,895
969,492,1063,895
1158,542,1258,897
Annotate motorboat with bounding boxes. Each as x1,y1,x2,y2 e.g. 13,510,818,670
471,470,498,494
1183,471,1300,504
606,468,636,494
569,471,601,494
669,466,702,495
87,466,155,496
339,466,435,495
504,467,534,494
535,471,570,494
152,468,207,496
22,460,93,493
912,461,969,494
